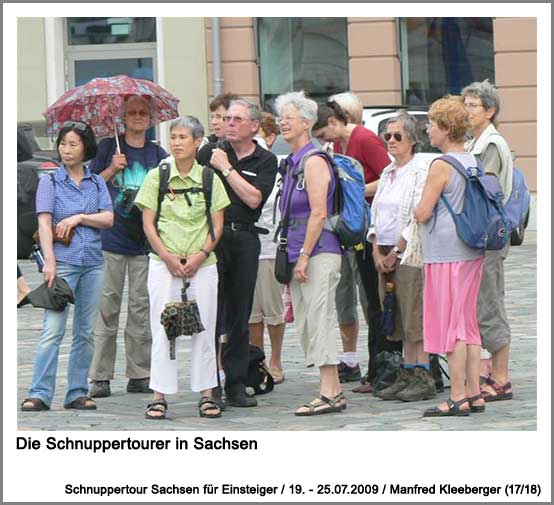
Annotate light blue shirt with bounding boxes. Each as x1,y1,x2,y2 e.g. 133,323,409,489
35,165,113,266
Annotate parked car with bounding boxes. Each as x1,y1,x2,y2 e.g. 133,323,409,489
17,122,59,259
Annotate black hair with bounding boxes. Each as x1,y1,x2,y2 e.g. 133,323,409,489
313,100,349,131
55,121,97,161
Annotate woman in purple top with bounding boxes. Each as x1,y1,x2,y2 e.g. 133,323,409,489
20,122,113,413
275,91,344,416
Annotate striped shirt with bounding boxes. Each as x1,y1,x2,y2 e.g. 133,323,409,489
35,165,113,266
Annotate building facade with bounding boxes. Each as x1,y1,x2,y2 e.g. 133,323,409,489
18,16,537,192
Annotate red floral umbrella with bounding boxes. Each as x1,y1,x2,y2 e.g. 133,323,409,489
43,74,180,145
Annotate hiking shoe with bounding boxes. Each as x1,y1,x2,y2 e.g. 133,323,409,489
127,378,153,394
89,380,111,398
396,367,437,402
338,362,362,383
374,367,413,400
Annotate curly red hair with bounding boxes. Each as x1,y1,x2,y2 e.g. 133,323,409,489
428,95,469,142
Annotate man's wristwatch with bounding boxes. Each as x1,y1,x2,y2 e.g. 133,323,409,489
200,248,210,259
222,167,233,177
299,248,311,258
392,246,402,257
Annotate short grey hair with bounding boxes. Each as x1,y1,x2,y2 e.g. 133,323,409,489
169,115,205,140
274,91,318,123
461,79,501,124
229,98,262,122
329,92,363,124
385,111,421,153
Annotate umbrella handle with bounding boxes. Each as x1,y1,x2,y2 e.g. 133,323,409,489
113,120,121,154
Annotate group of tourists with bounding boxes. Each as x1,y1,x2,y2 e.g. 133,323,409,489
20,79,516,421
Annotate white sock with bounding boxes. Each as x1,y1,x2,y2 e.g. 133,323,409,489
342,352,358,368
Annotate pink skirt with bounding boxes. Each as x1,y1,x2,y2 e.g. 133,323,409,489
423,258,484,354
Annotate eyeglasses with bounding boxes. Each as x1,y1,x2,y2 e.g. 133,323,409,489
464,102,483,110
277,116,301,124
383,132,403,142
63,121,89,132
210,113,226,121
126,109,150,117
225,115,249,124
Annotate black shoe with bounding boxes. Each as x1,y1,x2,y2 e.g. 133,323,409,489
89,380,111,398
338,361,362,383
127,378,153,394
212,385,226,411
225,386,258,408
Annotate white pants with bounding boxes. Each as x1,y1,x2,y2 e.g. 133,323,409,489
147,260,218,394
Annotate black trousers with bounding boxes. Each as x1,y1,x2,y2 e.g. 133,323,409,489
215,229,261,391
355,242,402,383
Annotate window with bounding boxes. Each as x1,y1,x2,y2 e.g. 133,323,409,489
400,18,494,105
67,17,156,45
258,18,349,110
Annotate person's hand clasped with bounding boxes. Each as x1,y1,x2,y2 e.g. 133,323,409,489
209,148,232,173
56,215,82,238
182,252,204,278
294,256,309,283
163,254,188,278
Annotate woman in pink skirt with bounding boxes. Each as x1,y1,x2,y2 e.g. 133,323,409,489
414,96,485,416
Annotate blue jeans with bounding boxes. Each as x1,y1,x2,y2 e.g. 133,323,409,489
27,262,104,407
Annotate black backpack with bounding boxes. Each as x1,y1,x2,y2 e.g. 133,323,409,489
245,345,274,395
153,161,215,241
372,351,403,393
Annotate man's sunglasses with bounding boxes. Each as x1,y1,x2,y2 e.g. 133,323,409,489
383,132,403,142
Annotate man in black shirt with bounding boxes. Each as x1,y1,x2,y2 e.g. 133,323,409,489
208,98,278,407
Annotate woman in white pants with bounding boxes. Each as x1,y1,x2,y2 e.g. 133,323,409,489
135,116,230,419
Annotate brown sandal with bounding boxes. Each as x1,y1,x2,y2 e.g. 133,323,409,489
481,377,513,402
21,398,50,411
467,394,486,413
64,396,97,410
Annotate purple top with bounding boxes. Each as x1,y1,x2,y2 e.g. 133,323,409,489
280,141,341,263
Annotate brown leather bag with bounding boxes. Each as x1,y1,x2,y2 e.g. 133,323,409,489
33,225,74,247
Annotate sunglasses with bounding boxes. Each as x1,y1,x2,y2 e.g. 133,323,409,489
383,132,403,142
63,121,89,132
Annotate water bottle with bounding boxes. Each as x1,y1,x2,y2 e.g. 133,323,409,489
31,244,45,272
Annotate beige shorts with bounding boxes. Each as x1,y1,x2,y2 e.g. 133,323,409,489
378,263,424,343
290,253,341,367
248,258,285,326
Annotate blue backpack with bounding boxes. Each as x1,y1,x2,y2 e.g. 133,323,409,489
297,149,371,248
437,154,510,250
504,166,531,231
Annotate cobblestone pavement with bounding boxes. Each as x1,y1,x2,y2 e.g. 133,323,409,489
17,233,537,431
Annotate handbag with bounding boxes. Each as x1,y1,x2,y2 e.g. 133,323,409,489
274,166,295,285
400,219,423,268
32,224,74,247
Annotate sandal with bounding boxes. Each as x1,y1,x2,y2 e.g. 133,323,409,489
423,398,470,417
467,394,486,413
481,377,513,402
64,396,96,410
294,393,344,417
352,382,373,394
145,399,168,420
21,398,50,412
198,396,222,419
